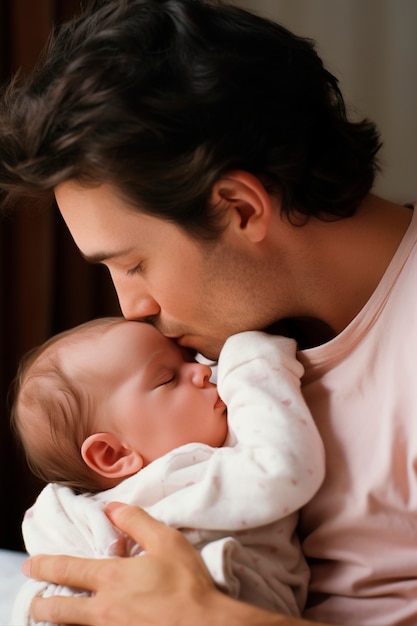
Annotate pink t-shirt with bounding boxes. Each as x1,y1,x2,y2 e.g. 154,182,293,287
298,205,417,625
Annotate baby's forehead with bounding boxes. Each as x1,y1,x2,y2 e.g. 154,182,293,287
32,325,107,375
60,319,155,356
44,320,175,375
53,319,125,354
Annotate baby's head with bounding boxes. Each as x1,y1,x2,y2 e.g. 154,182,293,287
11,318,227,493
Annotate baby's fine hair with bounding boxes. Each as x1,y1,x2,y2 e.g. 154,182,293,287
0,0,381,236
11,317,125,493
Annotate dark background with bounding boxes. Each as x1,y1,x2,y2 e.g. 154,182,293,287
0,0,121,551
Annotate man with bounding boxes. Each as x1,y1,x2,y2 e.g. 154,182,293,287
1,1,416,625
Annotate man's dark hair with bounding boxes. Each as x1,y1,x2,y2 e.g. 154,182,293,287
0,0,381,237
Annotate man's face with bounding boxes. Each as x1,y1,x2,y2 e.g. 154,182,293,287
55,181,281,359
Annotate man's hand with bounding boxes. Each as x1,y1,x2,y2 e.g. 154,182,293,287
25,503,214,625
24,503,332,626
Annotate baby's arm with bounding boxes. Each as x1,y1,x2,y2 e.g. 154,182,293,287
147,331,325,530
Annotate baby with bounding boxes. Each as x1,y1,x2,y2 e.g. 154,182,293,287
11,318,324,624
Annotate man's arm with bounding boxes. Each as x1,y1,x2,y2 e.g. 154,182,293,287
26,503,335,626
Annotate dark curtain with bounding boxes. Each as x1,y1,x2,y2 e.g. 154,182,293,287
0,0,121,551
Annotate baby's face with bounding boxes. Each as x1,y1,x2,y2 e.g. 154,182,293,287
75,321,228,465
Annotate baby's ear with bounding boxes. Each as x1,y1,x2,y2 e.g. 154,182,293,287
81,433,143,479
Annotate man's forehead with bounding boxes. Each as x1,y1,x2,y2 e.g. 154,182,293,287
55,181,155,258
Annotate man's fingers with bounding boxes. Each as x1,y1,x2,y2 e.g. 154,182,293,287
23,504,216,626
105,502,185,552
24,553,101,591
105,502,214,588
31,594,94,626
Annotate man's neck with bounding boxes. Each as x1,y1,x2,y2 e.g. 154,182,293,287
274,194,413,348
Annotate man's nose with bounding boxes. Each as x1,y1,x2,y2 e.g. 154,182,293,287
115,281,161,321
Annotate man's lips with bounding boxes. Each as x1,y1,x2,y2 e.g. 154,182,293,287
164,334,186,345
168,335,199,358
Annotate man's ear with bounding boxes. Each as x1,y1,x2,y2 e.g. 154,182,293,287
210,170,274,242
81,433,144,479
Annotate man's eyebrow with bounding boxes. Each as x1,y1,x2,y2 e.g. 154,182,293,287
80,251,111,264
80,247,135,264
